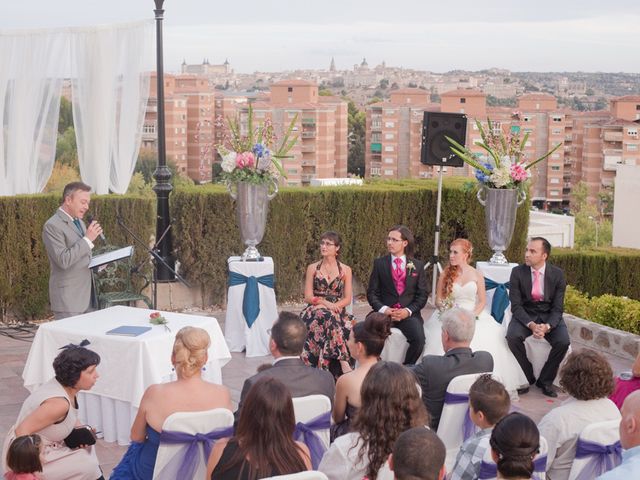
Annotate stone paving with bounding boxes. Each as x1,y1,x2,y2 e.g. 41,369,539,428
0,301,630,477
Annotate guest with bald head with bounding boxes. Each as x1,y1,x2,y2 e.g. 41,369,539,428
597,391,640,479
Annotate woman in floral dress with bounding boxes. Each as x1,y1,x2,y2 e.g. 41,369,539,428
300,231,355,379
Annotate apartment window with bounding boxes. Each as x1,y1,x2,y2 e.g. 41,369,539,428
370,167,381,176
384,158,394,164
460,98,466,104
552,116,563,122
371,133,381,142
523,116,530,122
491,122,502,135
551,165,561,171
385,133,394,140
175,128,179,134
628,144,638,151
636,105,640,110
143,124,155,134
384,169,393,176
385,109,396,115
288,87,293,92
550,178,560,184
628,129,638,136
385,145,394,152
385,121,395,128
287,168,297,174
552,153,560,159
550,190,559,196
181,128,186,134
552,128,562,134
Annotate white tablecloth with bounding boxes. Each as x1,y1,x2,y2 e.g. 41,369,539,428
22,306,231,445
225,256,277,357
477,261,518,328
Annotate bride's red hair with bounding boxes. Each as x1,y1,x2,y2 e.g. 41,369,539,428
441,238,473,298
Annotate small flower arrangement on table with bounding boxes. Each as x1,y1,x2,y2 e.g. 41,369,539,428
446,118,561,195
149,311,170,332
216,104,299,185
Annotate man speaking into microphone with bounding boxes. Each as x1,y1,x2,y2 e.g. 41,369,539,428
42,182,104,319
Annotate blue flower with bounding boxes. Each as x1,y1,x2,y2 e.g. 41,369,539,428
252,143,265,158
475,162,493,183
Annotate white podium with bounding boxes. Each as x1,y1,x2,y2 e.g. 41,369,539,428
225,256,278,357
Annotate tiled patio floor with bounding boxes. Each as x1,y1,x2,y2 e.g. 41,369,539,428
0,301,630,477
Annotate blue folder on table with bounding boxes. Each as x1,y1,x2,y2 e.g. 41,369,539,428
106,325,152,337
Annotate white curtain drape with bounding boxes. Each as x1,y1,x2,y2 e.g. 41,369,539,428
71,21,153,194
0,30,69,195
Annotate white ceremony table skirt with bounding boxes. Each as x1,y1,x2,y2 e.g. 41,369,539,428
22,306,231,445
225,256,278,357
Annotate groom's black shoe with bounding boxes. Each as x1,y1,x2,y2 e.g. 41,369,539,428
537,382,558,398
517,386,530,395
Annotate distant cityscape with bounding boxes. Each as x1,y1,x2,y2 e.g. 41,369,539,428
130,57,640,213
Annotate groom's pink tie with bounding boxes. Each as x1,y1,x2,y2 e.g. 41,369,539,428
532,270,543,302
392,257,406,295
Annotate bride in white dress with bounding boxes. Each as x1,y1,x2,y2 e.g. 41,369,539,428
423,238,527,394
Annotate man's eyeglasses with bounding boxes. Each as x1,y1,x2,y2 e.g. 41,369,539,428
387,237,403,243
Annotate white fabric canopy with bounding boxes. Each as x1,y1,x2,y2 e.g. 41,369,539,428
0,21,153,196
71,21,153,194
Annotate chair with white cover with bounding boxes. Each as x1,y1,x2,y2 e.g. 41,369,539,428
263,472,329,480
477,435,549,480
152,408,234,480
292,395,332,469
524,336,571,386
567,419,622,480
380,327,410,363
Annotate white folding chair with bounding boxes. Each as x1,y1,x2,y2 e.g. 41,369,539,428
568,419,621,480
524,337,571,386
437,372,499,472
380,327,410,363
152,408,234,480
292,395,332,450
478,435,549,480
264,472,329,480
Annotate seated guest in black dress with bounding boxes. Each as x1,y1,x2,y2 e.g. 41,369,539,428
206,377,311,479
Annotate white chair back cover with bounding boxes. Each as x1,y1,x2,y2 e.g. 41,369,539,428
568,419,621,480
292,395,332,450
380,327,410,363
152,407,234,480
263,472,329,480
478,435,549,480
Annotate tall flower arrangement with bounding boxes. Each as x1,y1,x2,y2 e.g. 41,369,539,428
216,105,299,185
446,118,561,194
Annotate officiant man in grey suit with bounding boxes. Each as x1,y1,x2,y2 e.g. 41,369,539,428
42,182,103,319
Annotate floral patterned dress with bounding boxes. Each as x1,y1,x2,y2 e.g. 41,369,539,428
300,261,354,375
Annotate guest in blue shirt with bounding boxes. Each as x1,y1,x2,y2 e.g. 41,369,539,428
598,391,640,479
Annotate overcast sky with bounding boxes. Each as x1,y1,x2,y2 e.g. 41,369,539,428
3,1,640,73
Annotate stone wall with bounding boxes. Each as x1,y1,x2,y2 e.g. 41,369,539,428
565,313,640,361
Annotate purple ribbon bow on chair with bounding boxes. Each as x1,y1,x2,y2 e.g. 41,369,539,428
157,425,234,480
478,455,547,480
573,439,622,480
443,392,477,441
293,411,331,469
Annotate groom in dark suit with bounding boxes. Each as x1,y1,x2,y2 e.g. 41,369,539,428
506,237,570,398
367,225,428,365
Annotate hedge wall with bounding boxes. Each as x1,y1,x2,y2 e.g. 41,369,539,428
552,248,640,301
565,286,640,334
171,179,530,305
0,180,530,319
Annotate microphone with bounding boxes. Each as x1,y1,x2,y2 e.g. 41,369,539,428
86,215,106,242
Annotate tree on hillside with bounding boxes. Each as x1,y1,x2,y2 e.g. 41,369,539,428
58,97,74,134
570,182,612,248
55,127,79,169
347,100,365,176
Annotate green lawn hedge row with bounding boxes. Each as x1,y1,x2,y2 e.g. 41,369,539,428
565,286,640,334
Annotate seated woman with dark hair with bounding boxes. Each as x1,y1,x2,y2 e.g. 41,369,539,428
206,377,311,479
319,361,429,480
490,412,540,480
1,343,103,480
538,349,620,480
331,312,392,440
111,327,231,480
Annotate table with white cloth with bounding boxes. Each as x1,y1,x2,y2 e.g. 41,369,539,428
22,306,231,445
224,256,277,357
477,261,519,327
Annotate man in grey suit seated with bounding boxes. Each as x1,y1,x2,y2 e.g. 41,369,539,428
411,308,494,430
236,311,336,419
42,182,104,319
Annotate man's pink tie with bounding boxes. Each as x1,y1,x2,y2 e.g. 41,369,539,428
532,270,543,302
393,257,406,295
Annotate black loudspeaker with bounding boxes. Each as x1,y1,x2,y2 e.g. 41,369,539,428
420,112,467,167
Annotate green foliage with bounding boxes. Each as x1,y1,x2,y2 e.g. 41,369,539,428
55,127,79,169
126,172,154,197
347,100,365,176
570,181,612,248
44,163,81,194
565,286,640,334
58,97,74,134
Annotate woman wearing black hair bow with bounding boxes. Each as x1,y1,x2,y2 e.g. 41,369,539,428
2,342,104,480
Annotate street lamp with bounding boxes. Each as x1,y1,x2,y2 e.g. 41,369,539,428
152,0,175,281
588,215,599,248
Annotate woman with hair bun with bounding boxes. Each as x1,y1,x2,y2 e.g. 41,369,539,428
111,327,232,479
422,238,527,394
490,412,540,480
331,312,392,440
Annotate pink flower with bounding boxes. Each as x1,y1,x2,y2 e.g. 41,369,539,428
510,163,529,182
235,152,255,169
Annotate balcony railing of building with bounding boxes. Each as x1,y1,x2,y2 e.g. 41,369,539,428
301,131,316,139
371,143,382,153
301,174,315,182
301,145,315,153
371,122,382,130
302,118,316,126
603,131,623,142
301,160,315,167
603,149,623,156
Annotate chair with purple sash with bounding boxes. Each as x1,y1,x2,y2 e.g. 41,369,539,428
568,419,622,480
263,472,329,479
152,408,234,480
478,435,548,480
292,395,332,469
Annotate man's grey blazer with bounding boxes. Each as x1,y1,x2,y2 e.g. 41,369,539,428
42,209,92,315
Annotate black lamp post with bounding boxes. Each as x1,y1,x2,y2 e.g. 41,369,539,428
152,0,175,281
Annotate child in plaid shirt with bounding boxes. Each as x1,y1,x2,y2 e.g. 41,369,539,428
449,374,511,480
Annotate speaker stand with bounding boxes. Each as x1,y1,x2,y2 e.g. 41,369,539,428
424,158,448,306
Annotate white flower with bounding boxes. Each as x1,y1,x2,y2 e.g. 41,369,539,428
221,151,237,173
257,151,272,172
490,164,512,188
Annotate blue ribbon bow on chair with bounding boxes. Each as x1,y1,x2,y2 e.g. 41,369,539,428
484,278,510,324
228,272,274,327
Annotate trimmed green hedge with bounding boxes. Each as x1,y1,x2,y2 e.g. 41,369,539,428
0,180,530,319
553,248,640,301
565,286,640,334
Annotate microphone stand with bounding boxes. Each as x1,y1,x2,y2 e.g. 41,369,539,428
116,216,190,309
